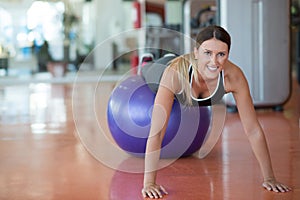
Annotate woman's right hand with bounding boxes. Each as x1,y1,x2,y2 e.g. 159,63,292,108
142,183,168,199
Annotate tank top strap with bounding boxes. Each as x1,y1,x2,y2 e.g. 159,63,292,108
188,64,193,83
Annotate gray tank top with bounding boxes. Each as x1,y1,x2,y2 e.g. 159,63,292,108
141,55,225,107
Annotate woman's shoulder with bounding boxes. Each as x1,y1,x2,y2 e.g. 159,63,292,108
161,54,192,93
225,61,245,78
225,60,241,71
224,60,248,92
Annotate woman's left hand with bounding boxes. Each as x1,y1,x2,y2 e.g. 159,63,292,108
262,179,292,193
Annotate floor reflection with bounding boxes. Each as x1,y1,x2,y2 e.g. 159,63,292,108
0,84,67,135
0,79,298,199
109,156,219,200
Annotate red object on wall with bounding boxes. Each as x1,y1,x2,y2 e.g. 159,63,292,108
133,1,141,28
130,51,139,75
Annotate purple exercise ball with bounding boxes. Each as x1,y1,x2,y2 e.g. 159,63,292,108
107,75,211,158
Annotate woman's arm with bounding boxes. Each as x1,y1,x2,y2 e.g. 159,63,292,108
142,68,179,198
227,64,291,192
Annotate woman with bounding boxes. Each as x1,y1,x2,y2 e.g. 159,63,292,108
141,25,291,199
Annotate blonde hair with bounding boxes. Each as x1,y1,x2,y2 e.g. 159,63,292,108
167,53,199,106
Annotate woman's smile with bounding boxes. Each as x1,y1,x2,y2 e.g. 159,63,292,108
207,65,219,72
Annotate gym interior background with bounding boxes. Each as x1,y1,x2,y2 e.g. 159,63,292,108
0,0,299,200
0,0,299,83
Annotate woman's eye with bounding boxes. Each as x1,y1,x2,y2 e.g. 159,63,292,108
204,51,211,55
218,52,225,57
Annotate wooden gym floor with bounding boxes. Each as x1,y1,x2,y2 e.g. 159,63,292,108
0,75,299,200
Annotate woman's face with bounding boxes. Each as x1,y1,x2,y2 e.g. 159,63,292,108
194,38,229,80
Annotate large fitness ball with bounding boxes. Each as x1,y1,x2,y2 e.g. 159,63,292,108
107,75,211,158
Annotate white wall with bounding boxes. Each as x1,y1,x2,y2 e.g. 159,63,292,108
94,0,133,69
165,0,182,25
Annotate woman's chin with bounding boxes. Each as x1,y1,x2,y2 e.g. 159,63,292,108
204,69,220,80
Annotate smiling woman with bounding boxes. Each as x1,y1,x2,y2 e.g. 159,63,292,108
141,25,291,199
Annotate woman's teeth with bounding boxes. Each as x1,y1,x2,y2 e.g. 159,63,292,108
207,66,218,71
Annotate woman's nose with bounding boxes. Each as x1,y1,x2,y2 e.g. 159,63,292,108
210,55,217,64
